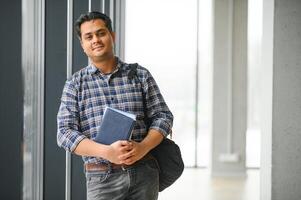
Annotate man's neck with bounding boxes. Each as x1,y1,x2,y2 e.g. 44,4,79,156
92,56,117,74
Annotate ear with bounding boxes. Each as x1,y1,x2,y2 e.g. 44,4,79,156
111,32,116,43
79,39,85,52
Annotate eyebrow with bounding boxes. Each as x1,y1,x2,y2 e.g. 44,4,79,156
83,28,107,37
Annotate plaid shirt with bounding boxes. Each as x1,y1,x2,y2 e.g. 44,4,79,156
57,57,173,164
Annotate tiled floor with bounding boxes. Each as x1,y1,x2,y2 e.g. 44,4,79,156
158,168,259,200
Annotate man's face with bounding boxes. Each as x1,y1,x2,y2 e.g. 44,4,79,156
80,19,115,63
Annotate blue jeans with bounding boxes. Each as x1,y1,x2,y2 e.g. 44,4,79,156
86,159,159,200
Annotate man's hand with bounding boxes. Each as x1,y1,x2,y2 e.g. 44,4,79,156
105,140,133,164
119,129,164,165
119,141,148,165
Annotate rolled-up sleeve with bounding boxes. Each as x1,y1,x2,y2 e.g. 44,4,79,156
57,80,86,153
143,70,173,137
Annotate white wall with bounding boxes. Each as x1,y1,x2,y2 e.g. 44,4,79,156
272,0,301,199
261,0,301,199
260,0,274,199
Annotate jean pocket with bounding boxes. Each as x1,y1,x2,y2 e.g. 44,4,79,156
87,173,108,185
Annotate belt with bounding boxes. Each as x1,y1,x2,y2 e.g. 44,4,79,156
85,154,154,172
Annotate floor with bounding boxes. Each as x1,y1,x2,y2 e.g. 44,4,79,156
158,168,260,200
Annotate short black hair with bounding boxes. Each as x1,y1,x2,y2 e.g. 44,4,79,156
75,11,113,39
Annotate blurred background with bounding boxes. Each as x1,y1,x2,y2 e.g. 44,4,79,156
1,0,301,200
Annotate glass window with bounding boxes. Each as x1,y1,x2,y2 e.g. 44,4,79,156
125,0,199,167
247,0,262,168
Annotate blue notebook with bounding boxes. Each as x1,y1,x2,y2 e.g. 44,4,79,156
95,107,137,145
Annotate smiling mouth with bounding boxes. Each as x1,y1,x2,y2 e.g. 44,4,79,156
93,46,104,51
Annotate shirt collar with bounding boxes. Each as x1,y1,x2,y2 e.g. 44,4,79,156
87,57,124,75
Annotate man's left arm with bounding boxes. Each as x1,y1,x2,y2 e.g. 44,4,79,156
121,69,173,165
121,129,163,165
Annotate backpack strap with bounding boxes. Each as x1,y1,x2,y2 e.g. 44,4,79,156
128,63,151,126
128,63,145,103
128,63,138,80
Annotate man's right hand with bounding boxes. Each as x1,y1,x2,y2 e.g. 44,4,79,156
105,140,133,164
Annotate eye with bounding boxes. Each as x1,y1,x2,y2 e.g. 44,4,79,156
97,31,106,37
84,35,93,41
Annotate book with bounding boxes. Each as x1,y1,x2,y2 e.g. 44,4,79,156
95,107,137,145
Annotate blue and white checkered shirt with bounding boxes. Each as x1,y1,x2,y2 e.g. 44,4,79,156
57,57,173,164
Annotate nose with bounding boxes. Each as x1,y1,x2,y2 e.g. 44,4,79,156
92,34,101,43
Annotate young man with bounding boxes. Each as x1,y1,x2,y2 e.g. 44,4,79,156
57,11,173,200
